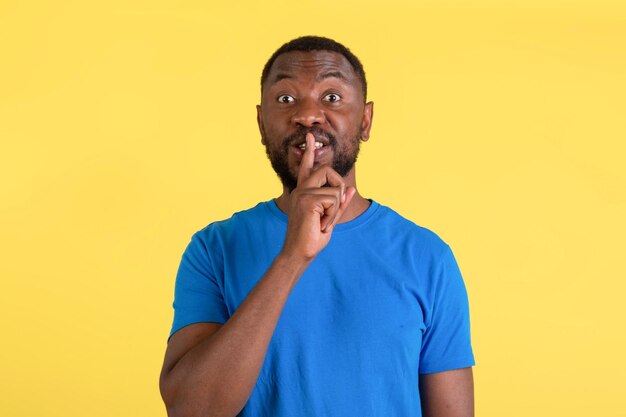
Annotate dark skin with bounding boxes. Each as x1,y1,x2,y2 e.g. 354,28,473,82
159,50,474,417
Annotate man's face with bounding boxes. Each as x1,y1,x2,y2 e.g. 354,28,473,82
257,50,373,191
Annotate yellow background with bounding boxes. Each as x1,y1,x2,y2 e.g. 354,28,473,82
1,0,624,415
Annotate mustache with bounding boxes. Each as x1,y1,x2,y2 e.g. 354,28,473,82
281,127,337,150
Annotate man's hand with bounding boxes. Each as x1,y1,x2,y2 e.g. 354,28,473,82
281,132,356,261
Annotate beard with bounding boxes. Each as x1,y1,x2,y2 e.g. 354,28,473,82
263,125,361,192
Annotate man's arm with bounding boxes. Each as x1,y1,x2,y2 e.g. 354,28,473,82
159,133,355,417
419,367,474,417
160,253,311,417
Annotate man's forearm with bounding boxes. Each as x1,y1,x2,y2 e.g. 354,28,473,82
419,368,474,417
161,253,310,417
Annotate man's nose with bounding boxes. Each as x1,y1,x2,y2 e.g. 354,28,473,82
291,98,325,127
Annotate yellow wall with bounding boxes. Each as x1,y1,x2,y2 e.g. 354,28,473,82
1,1,624,415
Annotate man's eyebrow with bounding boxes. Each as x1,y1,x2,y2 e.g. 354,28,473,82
318,71,347,82
271,73,292,84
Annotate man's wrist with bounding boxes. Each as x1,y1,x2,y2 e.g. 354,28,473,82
275,250,314,277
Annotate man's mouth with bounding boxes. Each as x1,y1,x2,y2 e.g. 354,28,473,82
297,140,326,151
283,127,335,154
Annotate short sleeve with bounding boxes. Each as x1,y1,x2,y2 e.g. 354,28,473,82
419,245,475,374
168,230,229,341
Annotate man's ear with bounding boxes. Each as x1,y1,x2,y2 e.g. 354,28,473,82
360,101,374,142
256,104,265,145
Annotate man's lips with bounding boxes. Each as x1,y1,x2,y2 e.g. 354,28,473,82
292,136,330,150
282,128,335,161
290,142,332,159
296,141,327,152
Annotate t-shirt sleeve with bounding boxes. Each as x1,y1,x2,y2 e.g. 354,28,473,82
168,230,230,341
419,245,475,374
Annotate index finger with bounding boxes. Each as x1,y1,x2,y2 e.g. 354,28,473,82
297,132,315,184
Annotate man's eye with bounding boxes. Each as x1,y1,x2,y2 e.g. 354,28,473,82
323,93,341,103
277,95,295,103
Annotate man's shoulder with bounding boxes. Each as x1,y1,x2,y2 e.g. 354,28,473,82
373,201,451,254
210,200,271,226
192,200,276,241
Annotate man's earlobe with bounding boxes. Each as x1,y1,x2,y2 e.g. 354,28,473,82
360,101,374,142
256,104,265,145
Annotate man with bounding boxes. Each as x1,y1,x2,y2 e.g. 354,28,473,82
160,36,475,417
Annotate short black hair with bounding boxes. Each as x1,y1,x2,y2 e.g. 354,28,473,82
261,36,367,101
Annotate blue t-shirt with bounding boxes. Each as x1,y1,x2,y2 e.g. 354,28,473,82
169,200,475,416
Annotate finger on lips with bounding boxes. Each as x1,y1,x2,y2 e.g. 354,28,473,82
294,132,350,233
297,133,316,183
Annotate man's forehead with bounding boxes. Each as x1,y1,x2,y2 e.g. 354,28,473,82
266,50,358,85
